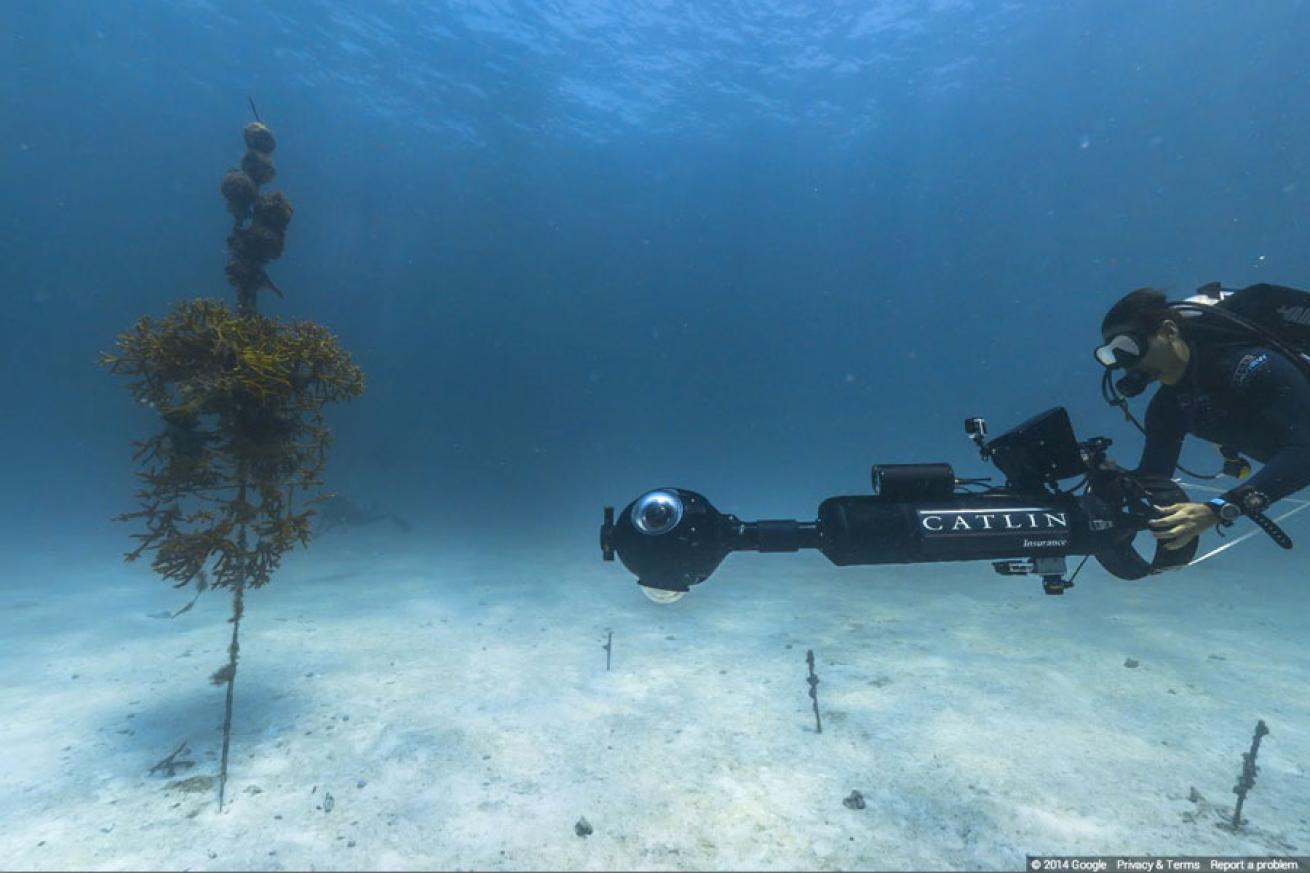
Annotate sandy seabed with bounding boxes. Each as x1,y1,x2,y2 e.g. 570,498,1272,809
1,528,1306,871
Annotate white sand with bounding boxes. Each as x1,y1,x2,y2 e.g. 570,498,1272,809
1,529,1306,871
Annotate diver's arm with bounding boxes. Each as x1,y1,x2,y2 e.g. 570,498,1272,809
1221,350,1310,505
1134,391,1186,478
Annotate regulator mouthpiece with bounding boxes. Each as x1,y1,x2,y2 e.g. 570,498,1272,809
1115,369,1152,398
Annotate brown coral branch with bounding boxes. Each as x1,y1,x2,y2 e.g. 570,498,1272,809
102,115,364,815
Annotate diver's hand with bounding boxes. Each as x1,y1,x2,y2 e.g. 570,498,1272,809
1149,502,1219,550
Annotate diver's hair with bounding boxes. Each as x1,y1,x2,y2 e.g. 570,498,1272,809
1101,287,1174,337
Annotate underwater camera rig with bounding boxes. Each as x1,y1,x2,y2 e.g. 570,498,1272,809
599,407,1198,601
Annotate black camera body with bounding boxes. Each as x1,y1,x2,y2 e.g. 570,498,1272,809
600,407,1195,598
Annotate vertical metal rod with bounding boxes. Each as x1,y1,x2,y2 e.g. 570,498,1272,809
806,649,822,734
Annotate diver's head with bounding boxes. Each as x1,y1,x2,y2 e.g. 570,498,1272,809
1096,287,1191,387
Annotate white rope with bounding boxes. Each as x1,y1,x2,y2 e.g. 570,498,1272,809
1188,502,1310,566
1174,478,1310,505
1171,479,1310,566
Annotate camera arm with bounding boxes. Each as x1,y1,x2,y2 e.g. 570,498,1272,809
599,408,1199,600
600,478,1194,600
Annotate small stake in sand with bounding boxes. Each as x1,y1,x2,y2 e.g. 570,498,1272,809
603,630,613,671
1228,719,1270,831
806,649,822,734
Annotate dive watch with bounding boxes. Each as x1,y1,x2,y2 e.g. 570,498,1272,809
1206,497,1241,526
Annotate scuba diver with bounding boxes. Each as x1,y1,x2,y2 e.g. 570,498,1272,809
1095,282,1310,553
598,280,1310,600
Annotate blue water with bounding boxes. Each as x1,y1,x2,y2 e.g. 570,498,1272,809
6,0,1308,543
3,2,1309,869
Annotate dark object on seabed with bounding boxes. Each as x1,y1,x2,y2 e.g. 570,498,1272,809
315,494,412,534
149,741,196,777
1227,719,1271,831
843,790,866,810
600,406,1205,602
806,649,822,734
602,630,612,671
574,817,593,837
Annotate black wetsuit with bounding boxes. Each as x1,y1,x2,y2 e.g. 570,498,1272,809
1137,341,1310,505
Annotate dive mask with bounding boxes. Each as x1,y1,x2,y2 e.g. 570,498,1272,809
1093,331,1149,369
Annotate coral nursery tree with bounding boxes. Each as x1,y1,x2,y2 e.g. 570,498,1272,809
100,112,365,810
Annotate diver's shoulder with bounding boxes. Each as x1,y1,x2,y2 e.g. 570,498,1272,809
1207,340,1269,359
1203,342,1271,372
1219,345,1294,389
